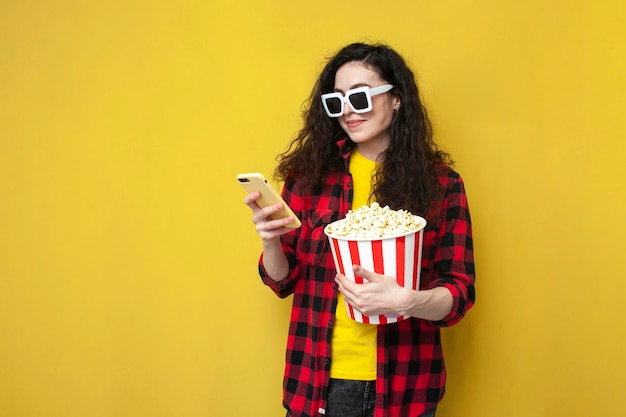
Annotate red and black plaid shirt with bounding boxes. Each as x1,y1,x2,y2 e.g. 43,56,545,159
259,144,475,417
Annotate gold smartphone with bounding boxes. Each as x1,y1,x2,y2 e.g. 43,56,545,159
237,172,301,229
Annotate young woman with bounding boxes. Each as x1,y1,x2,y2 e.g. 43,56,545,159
243,42,475,417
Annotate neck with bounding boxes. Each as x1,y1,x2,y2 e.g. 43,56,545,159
356,141,387,162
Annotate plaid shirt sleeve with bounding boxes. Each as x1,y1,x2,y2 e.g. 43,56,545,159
425,168,476,327
258,174,305,298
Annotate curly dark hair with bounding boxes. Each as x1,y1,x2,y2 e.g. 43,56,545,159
275,42,453,216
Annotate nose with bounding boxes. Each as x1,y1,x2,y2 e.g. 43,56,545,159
343,100,355,116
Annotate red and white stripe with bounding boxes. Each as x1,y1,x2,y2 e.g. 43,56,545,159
327,225,425,324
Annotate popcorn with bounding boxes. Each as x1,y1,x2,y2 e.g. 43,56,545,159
325,202,424,239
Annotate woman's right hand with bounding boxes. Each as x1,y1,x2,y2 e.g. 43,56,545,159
243,192,292,281
243,192,297,241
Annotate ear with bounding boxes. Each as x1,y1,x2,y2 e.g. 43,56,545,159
392,94,401,112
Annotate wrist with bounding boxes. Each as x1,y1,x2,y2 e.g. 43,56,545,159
262,236,282,248
402,287,453,321
400,288,423,317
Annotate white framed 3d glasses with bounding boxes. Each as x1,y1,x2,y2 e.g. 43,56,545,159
321,84,394,118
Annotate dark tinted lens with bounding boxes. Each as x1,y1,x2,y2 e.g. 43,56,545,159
349,91,369,110
325,97,343,114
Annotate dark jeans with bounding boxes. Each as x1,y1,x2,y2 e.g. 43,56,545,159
286,378,437,417
326,378,376,417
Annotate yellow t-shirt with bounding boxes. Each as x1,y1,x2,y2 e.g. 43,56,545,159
330,149,378,380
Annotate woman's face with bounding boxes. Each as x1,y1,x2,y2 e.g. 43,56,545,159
333,61,400,161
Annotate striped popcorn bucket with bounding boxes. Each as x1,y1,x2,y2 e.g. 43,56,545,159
324,217,426,324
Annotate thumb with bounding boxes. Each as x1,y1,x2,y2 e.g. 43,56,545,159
353,265,382,283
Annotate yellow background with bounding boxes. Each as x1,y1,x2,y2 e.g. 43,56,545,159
1,1,625,416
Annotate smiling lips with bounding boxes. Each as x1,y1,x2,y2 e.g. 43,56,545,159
345,119,365,129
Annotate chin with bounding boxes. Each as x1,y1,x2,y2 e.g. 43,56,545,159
346,133,372,143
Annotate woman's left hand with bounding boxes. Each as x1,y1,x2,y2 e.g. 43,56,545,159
335,265,454,321
335,265,413,317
